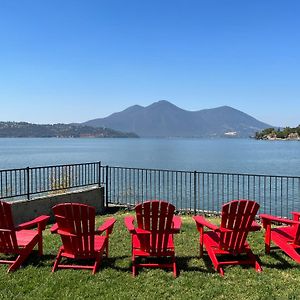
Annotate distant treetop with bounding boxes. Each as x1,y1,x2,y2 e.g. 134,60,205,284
255,126,300,140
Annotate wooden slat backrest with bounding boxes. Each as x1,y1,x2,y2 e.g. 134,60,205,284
135,200,175,254
53,203,95,257
0,201,19,253
220,200,259,253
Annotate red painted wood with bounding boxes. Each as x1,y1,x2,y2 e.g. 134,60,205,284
194,199,261,276
52,202,116,274
125,200,181,277
260,212,300,262
0,200,50,272
292,212,300,221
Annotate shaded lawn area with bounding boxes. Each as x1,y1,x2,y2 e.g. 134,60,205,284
0,210,300,300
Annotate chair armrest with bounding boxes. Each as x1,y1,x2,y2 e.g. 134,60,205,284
172,216,182,233
216,227,233,233
97,218,116,235
260,214,300,227
135,228,151,235
193,216,218,231
50,223,58,234
57,229,76,237
124,216,136,233
250,221,261,232
17,215,50,231
291,212,300,221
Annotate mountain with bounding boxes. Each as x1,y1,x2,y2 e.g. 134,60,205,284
83,100,271,137
0,122,138,138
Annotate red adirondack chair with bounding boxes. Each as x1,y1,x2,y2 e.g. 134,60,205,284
124,200,181,277
51,203,116,274
193,199,262,276
260,212,300,263
0,200,50,272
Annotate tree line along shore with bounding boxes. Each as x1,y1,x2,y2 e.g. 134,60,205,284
0,122,138,138
255,126,300,140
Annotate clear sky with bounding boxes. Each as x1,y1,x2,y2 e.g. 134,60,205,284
0,0,299,127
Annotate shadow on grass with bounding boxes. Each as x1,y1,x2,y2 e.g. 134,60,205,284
177,255,215,275
42,255,133,273
23,252,57,268
261,251,297,270
0,251,56,272
110,255,216,276
193,253,267,274
100,255,132,273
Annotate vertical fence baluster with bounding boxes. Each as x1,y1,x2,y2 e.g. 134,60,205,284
194,171,197,215
26,167,30,200
105,165,109,208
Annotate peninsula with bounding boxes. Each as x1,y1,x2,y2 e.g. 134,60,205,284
0,122,138,138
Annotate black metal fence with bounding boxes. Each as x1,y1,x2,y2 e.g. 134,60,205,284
0,162,101,200
101,166,300,218
1,162,300,218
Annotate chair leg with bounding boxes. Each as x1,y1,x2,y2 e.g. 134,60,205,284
217,266,224,276
172,255,177,278
255,260,262,273
132,254,136,277
52,248,63,273
8,242,36,272
93,253,102,274
199,227,204,258
38,234,43,256
206,246,222,275
264,225,271,254
8,253,28,272
247,249,262,273
106,239,109,258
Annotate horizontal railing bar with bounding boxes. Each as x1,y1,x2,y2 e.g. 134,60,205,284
0,162,98,174
0,167,28,173
104,165,300,180
29,162,98,170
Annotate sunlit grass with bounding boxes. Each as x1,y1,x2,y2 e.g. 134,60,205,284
0,209,299,299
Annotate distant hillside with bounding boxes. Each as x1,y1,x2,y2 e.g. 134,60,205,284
83,100,271,137
0,122,138,138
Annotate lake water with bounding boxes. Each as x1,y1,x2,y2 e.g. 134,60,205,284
0,138,299,176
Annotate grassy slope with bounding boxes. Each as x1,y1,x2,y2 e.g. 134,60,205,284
0,211,300,300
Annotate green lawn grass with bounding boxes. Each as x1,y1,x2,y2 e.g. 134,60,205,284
0,209,300,300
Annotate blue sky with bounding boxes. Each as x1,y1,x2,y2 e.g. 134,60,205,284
0,0,299,126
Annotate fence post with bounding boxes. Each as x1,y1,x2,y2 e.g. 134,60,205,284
98,161,101,187
105,165,109,208
194,171,197,215
26,167,30,200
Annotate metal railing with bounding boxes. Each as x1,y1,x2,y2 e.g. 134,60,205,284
0,162,101,200
101,166,300,218
1,162,299,218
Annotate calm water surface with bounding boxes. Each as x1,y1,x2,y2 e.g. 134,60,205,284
0,138,299,176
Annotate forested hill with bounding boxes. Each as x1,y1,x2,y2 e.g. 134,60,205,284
0,122,138,138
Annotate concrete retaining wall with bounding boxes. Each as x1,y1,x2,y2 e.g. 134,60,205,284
10,186,105,224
